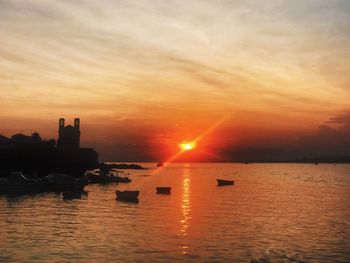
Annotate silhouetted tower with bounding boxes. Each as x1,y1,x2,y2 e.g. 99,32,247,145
57,118,81,148
74,118,80,130
59,118,65,132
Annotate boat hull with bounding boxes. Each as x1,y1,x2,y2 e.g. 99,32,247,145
62,190,87,200
46,181,86,192
42,173,88,192
0,182,46,194
0,173,88,194
87,173,131,184
156,187,171,194
217,179,234,186
116,190,139,202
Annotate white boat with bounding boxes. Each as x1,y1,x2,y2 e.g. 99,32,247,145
86,169,131,184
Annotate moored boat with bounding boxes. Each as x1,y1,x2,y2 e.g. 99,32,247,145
217,179,234,186
86,169,131,184
43,173,87,192
156,186,171,194
116,190,139,202
62,190,87,199
0,172,45,194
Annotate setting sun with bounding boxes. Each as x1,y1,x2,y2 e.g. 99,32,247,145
179,142,196,151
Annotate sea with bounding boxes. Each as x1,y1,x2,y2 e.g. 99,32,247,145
0,163,350,262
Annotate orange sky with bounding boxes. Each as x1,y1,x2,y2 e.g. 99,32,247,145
1,1,350,161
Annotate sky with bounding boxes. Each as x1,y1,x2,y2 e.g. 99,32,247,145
1,0,350,161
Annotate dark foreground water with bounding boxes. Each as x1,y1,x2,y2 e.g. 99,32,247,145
1,163,350,262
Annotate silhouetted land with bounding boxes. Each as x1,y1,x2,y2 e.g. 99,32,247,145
1,119,349,179
0,135,98,177
101,163,146,170
0,119,98,178
0,118,146,178
236,156,350,163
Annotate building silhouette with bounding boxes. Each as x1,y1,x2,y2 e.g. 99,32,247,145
0,118,98,177
57,118,80,148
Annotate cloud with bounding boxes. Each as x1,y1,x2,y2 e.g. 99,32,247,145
326,111,350,126
1,0,350,160
293,111,350,158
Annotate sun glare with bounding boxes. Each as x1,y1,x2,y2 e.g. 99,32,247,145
179,141,196,151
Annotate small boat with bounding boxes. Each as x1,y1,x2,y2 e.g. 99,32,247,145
156,162,164,167
156,186,171,194
217,179,234,186
116,190,139,202
86,169,131,184
111,170,132,183
43,173,87,192
0,172,45,194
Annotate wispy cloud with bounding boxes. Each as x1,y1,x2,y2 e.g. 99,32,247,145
1,0,350,159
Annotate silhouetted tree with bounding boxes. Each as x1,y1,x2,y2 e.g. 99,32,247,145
11,133,26,141
31,132,42,141
48,139,56,147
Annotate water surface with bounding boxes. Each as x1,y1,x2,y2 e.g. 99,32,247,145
1,163,350,262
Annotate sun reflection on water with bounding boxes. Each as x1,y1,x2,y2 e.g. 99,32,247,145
180,164,192,254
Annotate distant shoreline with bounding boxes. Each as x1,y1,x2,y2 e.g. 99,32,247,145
102,155,350,164
101,161,350,164
101,163,147,170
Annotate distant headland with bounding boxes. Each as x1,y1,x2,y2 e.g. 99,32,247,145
102,163,146,170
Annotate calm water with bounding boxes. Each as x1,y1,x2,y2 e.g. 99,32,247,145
1,163,350,262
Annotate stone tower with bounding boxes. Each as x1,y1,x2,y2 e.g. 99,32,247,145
57,118,81,148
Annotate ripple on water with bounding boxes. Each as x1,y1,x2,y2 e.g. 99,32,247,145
0,163,350,262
